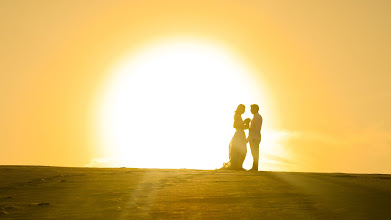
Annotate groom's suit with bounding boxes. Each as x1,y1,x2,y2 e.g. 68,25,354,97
248,112,262,170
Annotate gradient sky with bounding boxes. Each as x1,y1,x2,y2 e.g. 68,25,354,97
1,0,391,173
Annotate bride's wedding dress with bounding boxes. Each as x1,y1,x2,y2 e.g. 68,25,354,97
227,114,247,170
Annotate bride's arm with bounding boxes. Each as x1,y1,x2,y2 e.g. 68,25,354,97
234,117,249,130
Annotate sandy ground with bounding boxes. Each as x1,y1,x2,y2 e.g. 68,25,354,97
0,166,391,219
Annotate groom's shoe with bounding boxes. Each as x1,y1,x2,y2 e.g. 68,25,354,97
249,163,258,171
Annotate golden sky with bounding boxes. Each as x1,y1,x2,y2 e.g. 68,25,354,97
1,0,391,173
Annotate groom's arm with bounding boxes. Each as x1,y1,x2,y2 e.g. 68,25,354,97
248,117,261,141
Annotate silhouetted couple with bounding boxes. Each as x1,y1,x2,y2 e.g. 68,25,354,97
221,104,263,171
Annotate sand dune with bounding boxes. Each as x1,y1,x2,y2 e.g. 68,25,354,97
0,166,390,219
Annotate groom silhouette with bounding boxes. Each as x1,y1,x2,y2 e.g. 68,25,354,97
248,104,263,171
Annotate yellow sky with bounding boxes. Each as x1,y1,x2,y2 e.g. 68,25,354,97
1,0,391,173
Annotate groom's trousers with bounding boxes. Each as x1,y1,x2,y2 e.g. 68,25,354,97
249,138,261,170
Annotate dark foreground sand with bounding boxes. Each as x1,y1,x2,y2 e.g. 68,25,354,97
0,166,391,219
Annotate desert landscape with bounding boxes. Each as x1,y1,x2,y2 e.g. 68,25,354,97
1,166,391,219
2,1,391,219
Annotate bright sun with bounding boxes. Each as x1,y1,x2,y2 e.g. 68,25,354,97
96,40,268,169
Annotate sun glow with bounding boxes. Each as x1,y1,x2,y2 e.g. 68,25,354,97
96,40,270,169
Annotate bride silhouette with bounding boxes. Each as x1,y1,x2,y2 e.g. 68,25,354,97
221,104,250,170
